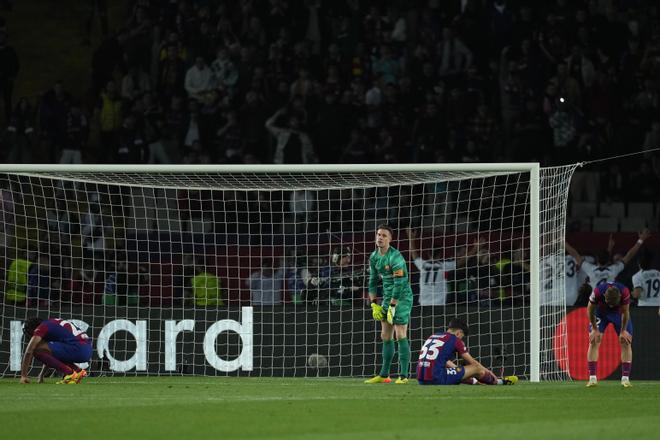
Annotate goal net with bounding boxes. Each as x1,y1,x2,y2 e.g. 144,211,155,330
0,164,577,381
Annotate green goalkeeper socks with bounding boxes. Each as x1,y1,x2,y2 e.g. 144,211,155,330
379,340,395,377
397,338,410,378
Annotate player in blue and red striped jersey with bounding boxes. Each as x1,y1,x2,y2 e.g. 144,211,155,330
417,318,517,386
586,281,633,388
20,317,92,385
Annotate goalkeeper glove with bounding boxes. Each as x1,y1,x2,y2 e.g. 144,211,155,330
370,302,384,321
387,304,396,325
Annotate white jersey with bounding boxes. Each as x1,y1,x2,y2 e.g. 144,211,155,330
631,269,660,306
413,257,456,305
540,255,583,305
581,260,624,290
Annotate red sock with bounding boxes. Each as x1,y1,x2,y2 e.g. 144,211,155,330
622,362,631,377
588,361,597,377
478,371,497,385
34,351,74,376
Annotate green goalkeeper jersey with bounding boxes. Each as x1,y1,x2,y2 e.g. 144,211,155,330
368,246,413,302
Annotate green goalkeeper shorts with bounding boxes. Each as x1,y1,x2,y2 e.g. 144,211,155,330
382,297,412,325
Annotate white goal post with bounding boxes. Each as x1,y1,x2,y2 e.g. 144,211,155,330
0,163,577,381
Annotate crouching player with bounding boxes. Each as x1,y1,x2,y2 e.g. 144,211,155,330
417,318,517,386
20,317,92,384
586,281,633,388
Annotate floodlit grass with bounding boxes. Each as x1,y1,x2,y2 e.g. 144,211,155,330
1,377,659,439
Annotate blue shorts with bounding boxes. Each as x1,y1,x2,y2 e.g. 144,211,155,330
418,366,466,385
589,311,633,335
48,341,93,364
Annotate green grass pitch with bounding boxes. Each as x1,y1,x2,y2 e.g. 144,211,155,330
1,377,659,439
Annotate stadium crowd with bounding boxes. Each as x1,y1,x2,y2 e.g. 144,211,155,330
1,0,660,203
1,1,660,308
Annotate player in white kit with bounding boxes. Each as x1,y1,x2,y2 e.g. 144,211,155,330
567,229,650,289
631,252,660,308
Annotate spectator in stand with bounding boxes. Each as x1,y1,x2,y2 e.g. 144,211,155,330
239,90,267,159
162,95,186,162
39,81,70,162
60,101,88,164
548,97,577,162
184,56,213,101
5,254,31,304
315,246,362,307
467,103,499,153
96,80,122,161
191,262,223,307
246,258,283,305
214,109,242,163
27,254,50,307
3,0,660,208
210,46,239,96
5,97,35,163
121,65,151,101
499,47,523,142
139,92,170,164
116,114,145,163
436,27,473,83
158,43,186,99
182,99,213,161
0,29,19,123
265,107,317,164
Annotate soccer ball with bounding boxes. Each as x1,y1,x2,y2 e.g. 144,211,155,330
307,353,328,369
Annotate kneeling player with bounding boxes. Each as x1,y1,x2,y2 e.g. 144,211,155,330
417,318,517,385
20,317,92,384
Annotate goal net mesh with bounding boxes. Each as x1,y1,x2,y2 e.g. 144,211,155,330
0,165,577,380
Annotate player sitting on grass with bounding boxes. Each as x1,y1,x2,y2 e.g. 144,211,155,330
20,317,92,385
586,281,634,388
417,318,517,386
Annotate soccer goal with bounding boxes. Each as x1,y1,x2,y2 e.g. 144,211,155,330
0,163,577,381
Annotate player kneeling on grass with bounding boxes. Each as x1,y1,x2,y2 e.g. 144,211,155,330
417,318,517,386
20,317,92,385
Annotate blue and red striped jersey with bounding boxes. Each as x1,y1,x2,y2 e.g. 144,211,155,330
589,281,630,314
32,319,90,344
417,331,467,381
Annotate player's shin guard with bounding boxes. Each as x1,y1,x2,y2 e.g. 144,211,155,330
34,351,74,376
379,340,395,378
397,338,410,378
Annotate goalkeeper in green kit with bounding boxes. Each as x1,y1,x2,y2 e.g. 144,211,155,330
365,224,413,384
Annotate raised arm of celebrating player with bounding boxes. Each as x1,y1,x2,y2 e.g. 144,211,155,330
406,228,420,260
565,240,583,266
621,229,651,265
